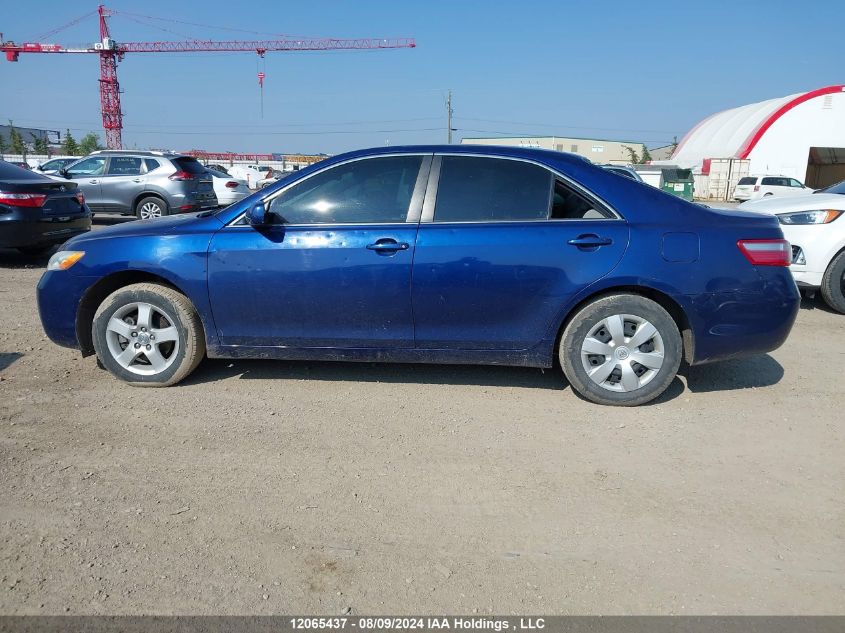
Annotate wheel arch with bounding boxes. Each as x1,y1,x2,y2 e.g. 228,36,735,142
76,270,201,356
553,284,694,365
132,191,168,215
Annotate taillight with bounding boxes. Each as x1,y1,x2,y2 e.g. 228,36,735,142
0,191,47,207
737,239,791,266
225,181,239,189
169,170,195,181
753,185,760,192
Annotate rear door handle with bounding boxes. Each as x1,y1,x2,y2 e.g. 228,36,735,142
567,234,612,248
367,239,409,252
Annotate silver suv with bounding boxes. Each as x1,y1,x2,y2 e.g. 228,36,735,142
59,150,217,219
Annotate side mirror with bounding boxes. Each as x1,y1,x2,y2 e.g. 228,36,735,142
246,202,269,226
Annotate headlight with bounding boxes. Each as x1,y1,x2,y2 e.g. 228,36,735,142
778,209,842,225
47,250,85,271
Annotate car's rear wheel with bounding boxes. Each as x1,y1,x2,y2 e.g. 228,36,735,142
135,196,169,220
92,283,205,386
559,294,682,406
820,250,845,314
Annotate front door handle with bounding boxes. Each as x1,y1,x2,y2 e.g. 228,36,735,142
132,178,142,183
366,239,409,253
88,179,99,184
567,234,612,249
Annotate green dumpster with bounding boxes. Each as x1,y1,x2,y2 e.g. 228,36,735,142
660,168,695,201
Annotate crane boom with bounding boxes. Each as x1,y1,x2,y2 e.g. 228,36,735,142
0,5,416,149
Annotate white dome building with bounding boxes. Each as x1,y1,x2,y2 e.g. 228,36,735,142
672,85,845,189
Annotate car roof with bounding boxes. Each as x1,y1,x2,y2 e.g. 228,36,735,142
88,150,187,158
328,144,594,167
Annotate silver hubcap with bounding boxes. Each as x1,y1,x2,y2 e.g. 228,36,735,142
139,202,162,219
105,302,180,376
580,314,665,392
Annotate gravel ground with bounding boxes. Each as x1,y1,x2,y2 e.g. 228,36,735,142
0,224,843,615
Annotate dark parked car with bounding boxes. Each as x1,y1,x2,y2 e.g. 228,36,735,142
0,160,91,254
37,145,799,406
36,157,78,175
59,150,217,219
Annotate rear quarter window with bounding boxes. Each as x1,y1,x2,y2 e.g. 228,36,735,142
172,157,207,174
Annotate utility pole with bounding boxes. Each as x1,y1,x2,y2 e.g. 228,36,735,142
446,89,454,144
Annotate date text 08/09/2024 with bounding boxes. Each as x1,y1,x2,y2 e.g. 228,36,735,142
289,617,546,630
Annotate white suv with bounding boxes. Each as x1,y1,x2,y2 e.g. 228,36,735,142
742,180,845,313
733,175,813,202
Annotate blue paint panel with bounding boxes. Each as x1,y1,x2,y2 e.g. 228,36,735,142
662,232,699,263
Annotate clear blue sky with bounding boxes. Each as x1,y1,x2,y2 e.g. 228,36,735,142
1,0,842,154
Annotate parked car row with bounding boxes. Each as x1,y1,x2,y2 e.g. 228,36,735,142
742,181,845,313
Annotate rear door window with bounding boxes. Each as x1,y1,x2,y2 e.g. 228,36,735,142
551,179,613,219
433,156,552,222
107,156,143,176
762,177,788,187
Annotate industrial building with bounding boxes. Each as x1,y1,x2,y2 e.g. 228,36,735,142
671,85,845,194
461,135,646,165
0,124,58,147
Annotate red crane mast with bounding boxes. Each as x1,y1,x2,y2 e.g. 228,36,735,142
1,5,416,149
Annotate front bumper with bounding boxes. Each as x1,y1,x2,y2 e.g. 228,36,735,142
37,270,95,349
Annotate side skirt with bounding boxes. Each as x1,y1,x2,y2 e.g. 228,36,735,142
206,344,553,368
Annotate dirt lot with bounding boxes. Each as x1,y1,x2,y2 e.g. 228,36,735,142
0,224,843,615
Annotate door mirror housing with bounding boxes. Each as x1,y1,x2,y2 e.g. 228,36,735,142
246,202,270,226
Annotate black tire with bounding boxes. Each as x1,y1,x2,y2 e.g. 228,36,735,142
135,196,169,220
820,250,845,314
92,282,205,387
559,294,682,406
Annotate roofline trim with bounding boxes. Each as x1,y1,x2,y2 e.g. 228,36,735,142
736,85,845,159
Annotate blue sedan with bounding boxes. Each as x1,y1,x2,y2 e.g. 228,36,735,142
37,145,799,406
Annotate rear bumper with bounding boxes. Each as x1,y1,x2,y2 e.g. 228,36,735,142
0,213,91,249
687,267,800,365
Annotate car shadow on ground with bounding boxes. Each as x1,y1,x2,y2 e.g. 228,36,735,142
92,215,135,226
183,352,785,404
799,293,842,315
0,247,52,269
0,352,23,372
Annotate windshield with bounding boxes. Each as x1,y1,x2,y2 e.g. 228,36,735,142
814,180,845,195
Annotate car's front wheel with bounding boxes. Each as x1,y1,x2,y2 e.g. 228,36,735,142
135,196,169,220
820,250,845,314
560,294,683,406
92,283,205,386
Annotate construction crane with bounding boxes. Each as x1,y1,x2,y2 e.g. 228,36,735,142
0,5,416,149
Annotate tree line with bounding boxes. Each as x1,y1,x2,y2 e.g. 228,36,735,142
0,121,102,160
